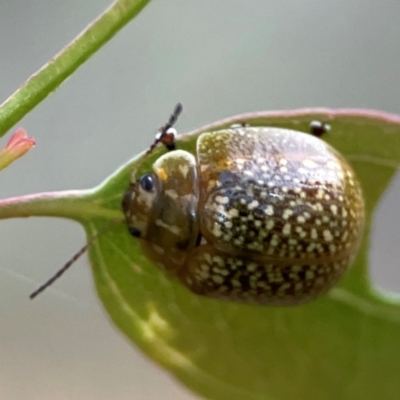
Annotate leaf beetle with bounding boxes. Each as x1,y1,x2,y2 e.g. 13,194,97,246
122,105,365,306
30,105,364,305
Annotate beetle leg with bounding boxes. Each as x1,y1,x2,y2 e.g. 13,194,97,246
309,120,331,137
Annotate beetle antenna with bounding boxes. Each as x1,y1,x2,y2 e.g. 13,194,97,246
30,220,123,300
145,103,183,156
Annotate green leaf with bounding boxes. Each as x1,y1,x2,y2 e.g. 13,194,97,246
2,109,400,400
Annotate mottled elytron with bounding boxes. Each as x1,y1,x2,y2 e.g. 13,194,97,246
122,112,365,306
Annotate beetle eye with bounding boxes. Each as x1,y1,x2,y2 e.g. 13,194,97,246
139,173,154,191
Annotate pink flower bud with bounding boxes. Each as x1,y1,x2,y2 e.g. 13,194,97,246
0,128,35,170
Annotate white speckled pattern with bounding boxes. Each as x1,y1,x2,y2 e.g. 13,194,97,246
124,127,364,305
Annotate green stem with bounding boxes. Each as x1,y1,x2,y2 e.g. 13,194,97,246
0,190,122,221
0,0,152,136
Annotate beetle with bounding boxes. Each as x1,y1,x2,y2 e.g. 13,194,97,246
121,105,365,306
30,105,364,305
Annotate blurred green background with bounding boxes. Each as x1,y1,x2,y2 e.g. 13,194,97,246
0,1,399,399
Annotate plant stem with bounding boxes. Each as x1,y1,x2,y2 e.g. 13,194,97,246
0,190,122,221
0,0,152,137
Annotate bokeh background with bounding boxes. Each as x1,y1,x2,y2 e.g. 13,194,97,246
0,1,399,399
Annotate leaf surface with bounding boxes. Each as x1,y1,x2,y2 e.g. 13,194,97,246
37,110,400,399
